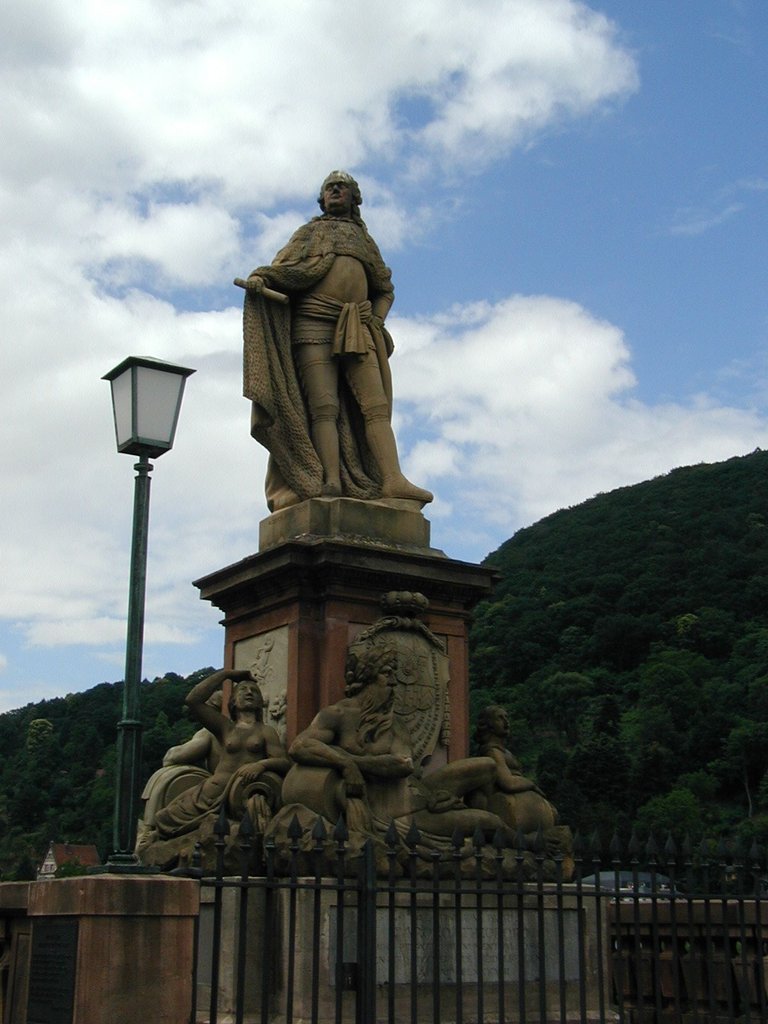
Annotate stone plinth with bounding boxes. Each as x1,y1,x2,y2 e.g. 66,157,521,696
259,496,436,554
194,515,497,759
20,875,198,1024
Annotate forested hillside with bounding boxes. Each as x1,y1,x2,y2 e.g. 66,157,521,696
4,450,768,879
469,449,768,845
0,669,212,879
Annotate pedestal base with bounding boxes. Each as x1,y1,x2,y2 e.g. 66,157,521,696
259,496,437,554
16,876,198,1024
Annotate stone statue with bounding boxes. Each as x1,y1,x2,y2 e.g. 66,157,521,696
472,705,558,835
135,691,224,854
280,647,516,846
237,170,432,511
136,601,571,877
137,669,290,869
267,593,572,877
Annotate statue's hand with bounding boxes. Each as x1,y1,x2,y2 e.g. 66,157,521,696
238,763,265,784
386,754,413,776
245,274,265,292
342,761,366,797
226,668,257,683
234,275,290,305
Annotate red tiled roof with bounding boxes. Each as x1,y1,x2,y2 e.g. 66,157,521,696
49,843,101,867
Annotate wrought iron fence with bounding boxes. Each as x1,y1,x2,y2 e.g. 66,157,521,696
191,815,768,1024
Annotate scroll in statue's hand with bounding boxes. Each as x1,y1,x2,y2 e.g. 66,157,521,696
234,276,289,305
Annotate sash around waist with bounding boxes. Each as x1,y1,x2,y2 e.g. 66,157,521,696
294,293,373,356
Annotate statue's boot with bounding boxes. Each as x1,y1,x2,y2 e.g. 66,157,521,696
365,419,433,504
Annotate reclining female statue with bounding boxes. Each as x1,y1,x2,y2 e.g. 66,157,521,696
471,704,558,834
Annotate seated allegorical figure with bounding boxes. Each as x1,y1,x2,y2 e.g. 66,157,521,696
138,669,291,858
471,704,558,835
282,647,518,843
136,690,224,852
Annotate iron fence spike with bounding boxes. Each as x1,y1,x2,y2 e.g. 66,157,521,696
405,821,421,849
384,820,398,848
333,814,349,844
214,802,230,837
311,815,328,843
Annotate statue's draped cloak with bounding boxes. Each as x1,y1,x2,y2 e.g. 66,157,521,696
153,768,236,840
242,216,396,511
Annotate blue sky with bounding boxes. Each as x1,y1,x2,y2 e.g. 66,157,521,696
1,0,767,713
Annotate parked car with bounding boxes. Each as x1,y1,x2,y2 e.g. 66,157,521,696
579,871,683,900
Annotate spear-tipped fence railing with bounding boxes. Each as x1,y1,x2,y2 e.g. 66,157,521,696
188,814,768,1024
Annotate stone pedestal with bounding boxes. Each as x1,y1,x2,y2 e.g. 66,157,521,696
194,498,497,758
19,876,198,1024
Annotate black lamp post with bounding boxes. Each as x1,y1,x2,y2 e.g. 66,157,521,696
103,356,195,868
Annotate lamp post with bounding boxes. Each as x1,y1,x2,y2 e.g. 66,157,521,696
103,356,195,868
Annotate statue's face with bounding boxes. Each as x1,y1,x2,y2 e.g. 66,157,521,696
233,680,262,713
322,178,354,217
492,708,509,736
367,663,396,706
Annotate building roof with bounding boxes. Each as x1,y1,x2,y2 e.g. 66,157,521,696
38,842,101,877
49,843,101,866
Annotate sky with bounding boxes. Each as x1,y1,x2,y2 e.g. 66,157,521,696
1,0,767,714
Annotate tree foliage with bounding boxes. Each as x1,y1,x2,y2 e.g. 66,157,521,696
469,450,768,839
0,669,213,878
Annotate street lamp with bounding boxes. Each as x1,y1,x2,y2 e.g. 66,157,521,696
103,356,195,868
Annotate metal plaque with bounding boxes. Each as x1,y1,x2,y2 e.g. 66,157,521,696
27,918,78,1024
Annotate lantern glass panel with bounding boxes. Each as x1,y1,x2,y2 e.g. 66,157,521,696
111,368,134,449
134,365,184,448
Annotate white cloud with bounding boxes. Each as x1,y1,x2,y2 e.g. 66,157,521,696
669,202,745,237
391,297,768,533
3,1,637,199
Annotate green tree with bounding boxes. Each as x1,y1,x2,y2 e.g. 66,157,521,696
712,721,768,818
635,787,704,839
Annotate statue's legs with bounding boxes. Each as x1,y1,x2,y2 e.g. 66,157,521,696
345,352,433,504
295,345,342,496
295,341,433,504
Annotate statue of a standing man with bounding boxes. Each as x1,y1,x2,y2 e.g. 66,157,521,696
238,171,433,512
